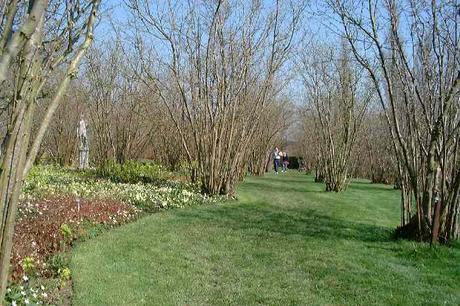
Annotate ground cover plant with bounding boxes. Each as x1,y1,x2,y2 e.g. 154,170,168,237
94,160,172,185
72,173,460,305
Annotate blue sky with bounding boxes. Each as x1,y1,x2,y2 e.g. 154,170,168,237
94,0,125,41
93,0,341,44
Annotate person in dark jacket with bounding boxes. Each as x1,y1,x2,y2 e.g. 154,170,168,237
281,151,289,173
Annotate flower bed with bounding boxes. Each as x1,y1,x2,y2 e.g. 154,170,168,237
21,165,217,212
13,196,140,279
8,195,140,305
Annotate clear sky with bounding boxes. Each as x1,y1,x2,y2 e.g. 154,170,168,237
94,0,126,42
93,0,341,44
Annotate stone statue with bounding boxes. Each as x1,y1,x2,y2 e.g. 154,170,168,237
77,116,89,169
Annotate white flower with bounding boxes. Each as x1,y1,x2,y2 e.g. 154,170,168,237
22,275,29,282
11,301,17,306
24,299,30,305
21,291,26,296
7,288,11,293
33,293,37,298
42,292,48,298
40,285,45,291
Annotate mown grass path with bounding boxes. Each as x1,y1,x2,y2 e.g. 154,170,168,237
72,173,460,305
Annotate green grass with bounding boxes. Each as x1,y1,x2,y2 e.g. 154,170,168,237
71,172,460,305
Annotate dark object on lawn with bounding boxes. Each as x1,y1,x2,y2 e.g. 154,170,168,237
287,156,299,169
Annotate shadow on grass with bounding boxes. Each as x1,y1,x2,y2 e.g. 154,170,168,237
254,176,396,195
240,181,323,194
259,176,317,185
174,202,393,244
348,182,395,193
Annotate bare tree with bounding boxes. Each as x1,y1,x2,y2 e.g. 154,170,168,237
125,0,305,195
39,41,194,172
299,42,371,191
331,0,460,243
291,104,323,176
356,112,397,185
39,82,86,166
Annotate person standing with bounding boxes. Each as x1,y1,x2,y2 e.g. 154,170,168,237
282,151,289,173
273,147,281,174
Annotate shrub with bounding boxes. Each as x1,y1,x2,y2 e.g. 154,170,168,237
60,224,72,241
58,268,71,282
21,257,35,275
95,160,169,184
75,220,107,241
47,253,70,277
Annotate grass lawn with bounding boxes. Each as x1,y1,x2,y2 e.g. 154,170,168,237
71,172,460,305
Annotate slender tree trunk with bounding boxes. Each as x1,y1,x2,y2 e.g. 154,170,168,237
0,101,34,298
